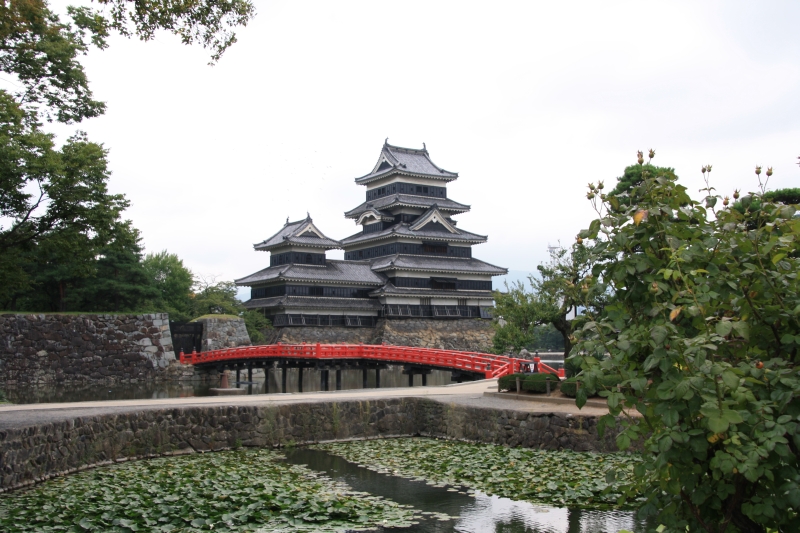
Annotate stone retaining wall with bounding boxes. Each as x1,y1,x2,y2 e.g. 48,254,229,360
0,398,618,492
195,316,251,351
0,314,187,385
273,318,495,352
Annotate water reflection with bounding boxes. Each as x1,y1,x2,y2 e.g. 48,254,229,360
4,366,457,404
283,448,648,533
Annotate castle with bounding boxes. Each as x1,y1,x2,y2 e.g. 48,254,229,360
236,141,507,340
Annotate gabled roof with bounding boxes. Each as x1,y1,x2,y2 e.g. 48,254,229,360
370,254,508,276
341,220,487,247
410,205,459,234
355,141,458,185
356,208,394,225
235,260,386,286
345,194,470,219
254,215,341,252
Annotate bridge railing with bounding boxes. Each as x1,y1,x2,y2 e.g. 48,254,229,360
179,343,564,379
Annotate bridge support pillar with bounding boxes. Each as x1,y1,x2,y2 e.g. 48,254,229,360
335,369,342,391
408,373,414,387
236,367,241,386
281,367,287,394
362,368,368,389
422,373,427,386
247,365,253,394
298,368,303,393
321,369,329,391
376,368,380,388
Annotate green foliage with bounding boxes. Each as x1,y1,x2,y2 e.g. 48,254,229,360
0,388,7,403
0,448,419,531
520,372,561,393
607,163,678,206
573,157,800,532
560,377,579,398
498,372,527,391
764,187,800,205
190,278,242,317
316,438,644,510
142,250,194,321
531,323,565,351
492,244,597,355
242,309,271,344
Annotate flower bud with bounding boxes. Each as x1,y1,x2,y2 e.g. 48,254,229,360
723,196,729,206
581,285,589,295
766,167,773,177
650,282,659,294
600,194,606,200
706,164,712,173
755,165,761,176
702,166,707,174
648,149,655,159
587,192,595,199
733,189,740,199
597,181,604,190
576,236,583,245
637,151,644,165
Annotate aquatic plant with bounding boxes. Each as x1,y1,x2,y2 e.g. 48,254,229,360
315,438,643,510
0,449,418,532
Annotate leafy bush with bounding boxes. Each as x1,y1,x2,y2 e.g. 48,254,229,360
0,388,6,403
498,373,527,391
574,156,800,532
521,373,561,393
564,356,581,378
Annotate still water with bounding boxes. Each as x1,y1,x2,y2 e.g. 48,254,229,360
5,365,460,404
283,448,649,533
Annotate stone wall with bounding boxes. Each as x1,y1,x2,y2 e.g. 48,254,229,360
0,314,185,385
273,318,495,352
275,326,379,345
379,319,494,352
195,316,251,351
0,398,620,492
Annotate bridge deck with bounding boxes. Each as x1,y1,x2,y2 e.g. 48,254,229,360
179,343,564,379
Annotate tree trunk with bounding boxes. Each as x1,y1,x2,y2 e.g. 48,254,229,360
552,314,572,358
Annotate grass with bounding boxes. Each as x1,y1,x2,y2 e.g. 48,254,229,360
190,314,241,321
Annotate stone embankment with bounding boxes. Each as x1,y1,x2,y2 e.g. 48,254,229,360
0,313,190,385
0,397,617,492
194,316,252,351
275,318,495,352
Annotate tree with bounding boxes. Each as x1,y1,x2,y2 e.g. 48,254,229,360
764,187,800,205
142,250,194,321
572,156,800,532
72,221,158,312
492,244,599,356
607,155,677,207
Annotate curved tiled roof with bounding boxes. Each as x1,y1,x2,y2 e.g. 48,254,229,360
235,260,386,286
345,194,470,219
242,295,382,311
254,216,341,252
341,222,487,247
370,255,508,276
356,142,458,185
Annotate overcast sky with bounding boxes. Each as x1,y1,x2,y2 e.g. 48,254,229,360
42,0,800,293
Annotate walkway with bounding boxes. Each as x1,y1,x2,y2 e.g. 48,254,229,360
0,380,609,431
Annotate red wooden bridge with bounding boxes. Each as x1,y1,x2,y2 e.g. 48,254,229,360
180,343,564,392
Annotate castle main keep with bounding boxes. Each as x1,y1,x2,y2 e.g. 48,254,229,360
236,141,506,348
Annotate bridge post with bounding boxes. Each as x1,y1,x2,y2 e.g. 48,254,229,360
408,373,414,387
422,373,427,386
375,368,380,388
247,364,253,394
236,366,241,385
281,367,287,393
298,367,304,393
321,369,329,391
362,367,368,389
335,369,342,391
